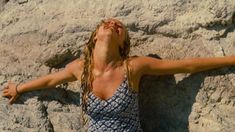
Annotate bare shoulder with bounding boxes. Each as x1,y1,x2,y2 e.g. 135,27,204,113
128,56,157,69
128,56,161,64
65,58,84,81
125,56,154,91
127,56,145,73
66,58,84,68
125,56,148,80
127,56,162,75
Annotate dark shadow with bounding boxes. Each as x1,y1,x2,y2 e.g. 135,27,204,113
206,12,235,39
44,49,82,69
15,85,80,106
138,54,235,132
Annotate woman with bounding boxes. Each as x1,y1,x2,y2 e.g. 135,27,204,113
2,18,235,131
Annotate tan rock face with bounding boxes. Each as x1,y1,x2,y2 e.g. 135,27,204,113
0,0,235,131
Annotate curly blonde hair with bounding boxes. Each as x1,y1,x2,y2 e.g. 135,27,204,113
80,20,131,127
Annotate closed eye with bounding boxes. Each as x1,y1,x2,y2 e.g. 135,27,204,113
116,24,123,29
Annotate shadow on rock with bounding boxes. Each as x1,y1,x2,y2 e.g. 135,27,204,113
139,54,235,132
15,87,80,106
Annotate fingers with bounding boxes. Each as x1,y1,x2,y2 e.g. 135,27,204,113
9,96,16,105
2,89,9,95
0,84,9,91
4,85,9,89
2,92,11,99
1,80,18,105
2,88,11,98
3,87,8,92
2,92,10,97
2,82,13,96
0,83,9,93
3,90,8,93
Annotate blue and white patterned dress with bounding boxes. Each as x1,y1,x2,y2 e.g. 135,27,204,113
83,74,143,132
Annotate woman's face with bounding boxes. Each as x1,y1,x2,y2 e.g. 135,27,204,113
95,18,126,47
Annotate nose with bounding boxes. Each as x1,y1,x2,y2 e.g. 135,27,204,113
108,21,116,26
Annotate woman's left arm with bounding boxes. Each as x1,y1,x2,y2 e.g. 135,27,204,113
135,56,235,76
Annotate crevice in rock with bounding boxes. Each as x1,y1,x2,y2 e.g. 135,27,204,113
46,33,64,44
4,0,9,3
43,49,82,69
18,0,28,5
0,0,9,12
219,12,235,38
127,20,176,38
167,12,235,40
41,104,54,132
38,87,81,106
141,20,172,35
194,12,235,40
155,31,180,38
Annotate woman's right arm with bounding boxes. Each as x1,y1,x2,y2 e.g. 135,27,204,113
2,59,83,104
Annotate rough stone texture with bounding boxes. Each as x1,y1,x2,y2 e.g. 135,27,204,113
0,0,235,132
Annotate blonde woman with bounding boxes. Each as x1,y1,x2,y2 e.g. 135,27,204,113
2,18,235,131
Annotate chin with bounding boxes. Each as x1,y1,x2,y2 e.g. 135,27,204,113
102,30,116,38
97,29,118,41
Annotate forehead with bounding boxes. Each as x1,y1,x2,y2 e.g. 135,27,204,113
103,18,124,25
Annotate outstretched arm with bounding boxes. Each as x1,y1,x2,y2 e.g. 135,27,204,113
2,59,83,104
16,64,77,94
134,56,235,76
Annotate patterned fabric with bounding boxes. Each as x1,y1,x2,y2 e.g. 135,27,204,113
83,74,143,132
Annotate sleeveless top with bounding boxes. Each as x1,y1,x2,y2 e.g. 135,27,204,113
81,64,143,132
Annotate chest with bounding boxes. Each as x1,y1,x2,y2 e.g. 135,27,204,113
92,72,125,100
87,80,139,117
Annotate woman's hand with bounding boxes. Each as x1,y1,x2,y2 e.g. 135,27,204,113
2,81,20,105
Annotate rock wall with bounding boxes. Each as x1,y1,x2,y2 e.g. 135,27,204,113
0,0,235,131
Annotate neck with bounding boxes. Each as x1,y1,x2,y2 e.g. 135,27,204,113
93,41,123,74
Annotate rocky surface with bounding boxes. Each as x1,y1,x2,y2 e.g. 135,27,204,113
0,0,235,131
